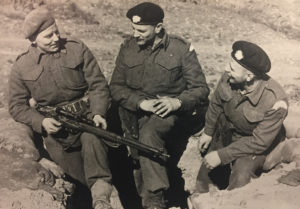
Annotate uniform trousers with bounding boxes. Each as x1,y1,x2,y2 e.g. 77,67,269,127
138,114,179,193
44,131,112,188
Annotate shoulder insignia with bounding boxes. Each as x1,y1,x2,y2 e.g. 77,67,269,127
272,100,288,110
189,44,195,52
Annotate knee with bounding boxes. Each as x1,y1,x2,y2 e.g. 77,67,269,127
139,116,175,144
80,132,105,150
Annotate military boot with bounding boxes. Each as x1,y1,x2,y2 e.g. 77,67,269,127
91,179,113,209
142,189,166,209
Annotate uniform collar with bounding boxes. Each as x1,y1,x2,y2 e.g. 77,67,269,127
154,28,169,50
29,39,67,64
246,78,268,105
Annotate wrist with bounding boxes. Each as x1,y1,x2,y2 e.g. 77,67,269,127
176,98,182,109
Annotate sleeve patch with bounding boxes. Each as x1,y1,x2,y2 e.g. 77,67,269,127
272,100,288,110
189,44,195,52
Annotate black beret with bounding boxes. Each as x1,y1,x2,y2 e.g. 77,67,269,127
23,7,55,39
126,2,164,25
231,41,271,74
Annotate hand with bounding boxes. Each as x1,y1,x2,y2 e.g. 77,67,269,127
42,118,62,134
39,158,65,178
153,96,181,117
93,114,107,129
29,98,38,108
139,99,160,113
203,151,221,170
198,133,212,154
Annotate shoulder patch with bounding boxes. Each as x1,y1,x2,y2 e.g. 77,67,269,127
272,100,288,110
189,44,195,52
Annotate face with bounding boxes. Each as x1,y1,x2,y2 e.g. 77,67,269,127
225,58,252,84
131,23,160,46
35,24,60,53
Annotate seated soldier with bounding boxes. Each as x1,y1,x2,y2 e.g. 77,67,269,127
195,41,288,193
110,2,209,209
8,7,113,209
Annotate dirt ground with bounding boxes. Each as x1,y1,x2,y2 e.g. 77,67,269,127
0,0,300,209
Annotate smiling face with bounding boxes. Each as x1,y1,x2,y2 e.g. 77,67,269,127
225,58,252,84
131,23,162,46
35,24,60,53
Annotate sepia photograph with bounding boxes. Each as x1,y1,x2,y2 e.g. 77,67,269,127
0,0,299,209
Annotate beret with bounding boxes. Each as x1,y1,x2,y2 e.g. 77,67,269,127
23,7,55,39
126,2,164,25
231,40,271,74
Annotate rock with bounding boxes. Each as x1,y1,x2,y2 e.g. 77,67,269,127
263,138,300,171
284,110,300,139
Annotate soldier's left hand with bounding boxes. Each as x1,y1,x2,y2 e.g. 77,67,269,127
153,96,181,117
203,151,221,170
93,115,107,129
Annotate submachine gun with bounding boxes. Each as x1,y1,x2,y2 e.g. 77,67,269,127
37,106,170,161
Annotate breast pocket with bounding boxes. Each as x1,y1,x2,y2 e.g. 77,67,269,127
243,106,265,124
155,55,183,85
125,63,144,89
22,66,54,99
60,59,86,89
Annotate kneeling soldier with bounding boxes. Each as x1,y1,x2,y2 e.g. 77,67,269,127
196,41,288,193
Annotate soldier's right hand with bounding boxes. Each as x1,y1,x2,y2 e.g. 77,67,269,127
139,99,159,113
42,118,62,134
198,133,212,154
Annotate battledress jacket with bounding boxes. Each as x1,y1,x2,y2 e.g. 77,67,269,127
204,73,288,165
9,38,110,134
110,30,210,112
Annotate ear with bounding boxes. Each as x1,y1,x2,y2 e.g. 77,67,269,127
154,23,163,34
246,72,255,82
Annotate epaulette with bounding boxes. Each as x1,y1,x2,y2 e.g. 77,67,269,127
64,37,81,44
265,78,287,101
169,34,189,45
15,49,29,61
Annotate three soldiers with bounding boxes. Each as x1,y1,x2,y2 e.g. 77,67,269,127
8,2,288,209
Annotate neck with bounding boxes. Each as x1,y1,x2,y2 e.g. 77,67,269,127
243,78,260,94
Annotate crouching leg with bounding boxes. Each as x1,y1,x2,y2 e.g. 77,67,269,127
80,132,113,209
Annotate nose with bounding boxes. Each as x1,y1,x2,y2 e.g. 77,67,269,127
133,30,140,38
225,64,231,75
52,33,59,42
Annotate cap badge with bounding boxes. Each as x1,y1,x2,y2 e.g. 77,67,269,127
132,15,141,23
235,50,244,60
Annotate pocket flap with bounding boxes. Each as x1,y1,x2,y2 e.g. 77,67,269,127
22,66,44,81
243,106,264,123
155,53,181,70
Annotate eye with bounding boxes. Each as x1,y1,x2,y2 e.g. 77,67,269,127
45,33,53,38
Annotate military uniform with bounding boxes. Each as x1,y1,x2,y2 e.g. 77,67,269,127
110,30,209,197
9,38,112,199
197,72,288,190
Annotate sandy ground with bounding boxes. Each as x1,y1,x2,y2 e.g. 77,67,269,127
0,0,300,209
